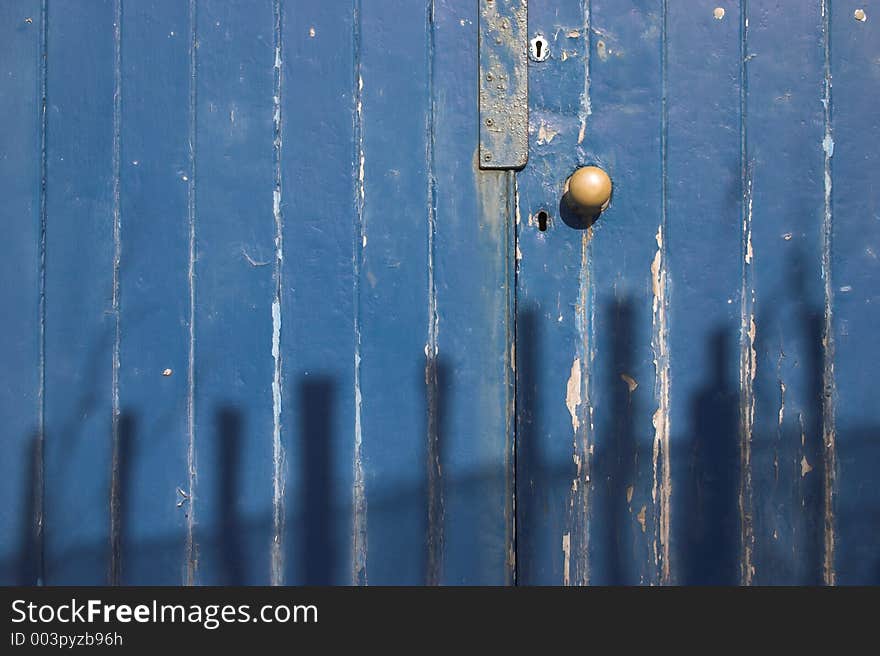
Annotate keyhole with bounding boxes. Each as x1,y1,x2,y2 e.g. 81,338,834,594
530,35,549,62
536,210,549,231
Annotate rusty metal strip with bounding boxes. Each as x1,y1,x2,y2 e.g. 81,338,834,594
479,0,528,170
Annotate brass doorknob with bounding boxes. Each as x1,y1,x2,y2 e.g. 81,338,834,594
565,166,612,213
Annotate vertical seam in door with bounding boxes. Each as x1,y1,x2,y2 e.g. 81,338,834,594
652,0,672,586
36,0,49,586
567,0,594,587
572,232,594,587
820,0,837,586
424,0,443,587
510,172,518,586
109,0,123,586
738,0,756,587
185,0,199,586
577,0,592,143
270,0,286,587
351,0,368,586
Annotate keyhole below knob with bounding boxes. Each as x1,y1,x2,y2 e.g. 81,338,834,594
536,210,549,231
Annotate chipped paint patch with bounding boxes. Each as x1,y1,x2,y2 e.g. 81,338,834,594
357,75,366,247
176,487,189,508
514,178,522,227
637,506,647,533
352,346,367,584
562,532,571,586
739,313,757,585
748,318,757,381
822,134,835,158
626,485,634,504
578,6,592,143
778,381,786,426
739,161,757,585
566,357,582,434
270,297,284,583
536,121,559,145
650,226,671,583
620,373,638,392
801,456,813,477
744,175,754,264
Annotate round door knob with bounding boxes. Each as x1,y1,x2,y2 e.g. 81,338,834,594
566,166,612,213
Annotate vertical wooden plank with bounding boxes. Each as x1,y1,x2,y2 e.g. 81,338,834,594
830,2,880,585
0,2,43,584
42,0,116,584
193,0,276,585
516,0,666,586
516,0,593,585
358,0,431,584
584,0,664,586
433,0,515,584
280,1,358,585
665,1,744,584
745,1,826,585
117,0,193,584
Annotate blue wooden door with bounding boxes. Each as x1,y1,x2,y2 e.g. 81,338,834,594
516,0,880,585
1,1,878,586
0,0,514,586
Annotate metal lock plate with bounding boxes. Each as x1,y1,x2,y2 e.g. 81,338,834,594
479,0,528,170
